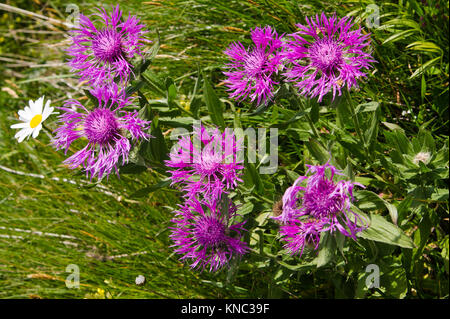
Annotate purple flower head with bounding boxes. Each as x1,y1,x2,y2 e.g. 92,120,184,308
223,26,284,105
53,84,151,180
169,195,249,272
283,13,376,102
279,218,326,257
66,5,150,86
275,162,367,252
166,123,244,199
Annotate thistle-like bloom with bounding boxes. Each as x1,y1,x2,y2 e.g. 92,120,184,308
283,13,376,102
279,218,325,257
223,26,284,105
275,162,367,256
166,124,244,199
53,84,151,179
10,96,55,142
169,195,249,272
66,5,150,86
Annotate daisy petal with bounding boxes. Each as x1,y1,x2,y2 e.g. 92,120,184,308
18,110,32,121
16,128,32,143
32,124,42,138
10,122,29,129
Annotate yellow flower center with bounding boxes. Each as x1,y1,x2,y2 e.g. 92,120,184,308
30,114,42,128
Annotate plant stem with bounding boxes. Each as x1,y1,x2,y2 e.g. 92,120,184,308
344,90,369,157
295,95,321,139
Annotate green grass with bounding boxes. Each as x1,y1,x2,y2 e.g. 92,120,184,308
0,0,448,298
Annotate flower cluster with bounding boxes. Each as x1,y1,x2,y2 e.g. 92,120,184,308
223,13,375,104
52,6,152,179
8,6,381,276
274,162,368,257
166,124,249,271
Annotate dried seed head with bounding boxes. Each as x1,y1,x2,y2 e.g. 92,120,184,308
413,151,431,165
135,275,146,286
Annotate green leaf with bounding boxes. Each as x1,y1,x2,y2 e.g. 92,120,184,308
83,89,99,107
284,108,308,125
384,129,411,155
249,99,272,116
315,232,336,268
306,138,329,164
337,139,365,161
125,80,145,97
335,232,346,259
382,29,415,45
382,122,404,132
130,179,171,198
119,162,147,175
139,117,168,164
244,162,263,194
382,18,420,30
357,190,398,225
165,77,177,108
406,41,443,54
309,100,319,123
413,213,432,261
136,29,160,75
365,107,380,152
277,260,316,272
412,129,436,154
142,72,166,96
410,57,440,79
355,101,379,114
431,188,449,201
357,213,415,249
145,29,160,61
202,76,225,128
138,92,150,111
236,201,254,216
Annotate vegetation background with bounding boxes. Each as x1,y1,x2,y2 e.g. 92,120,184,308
0,0,448,298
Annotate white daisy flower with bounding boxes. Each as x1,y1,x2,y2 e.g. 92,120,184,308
10,96,54,143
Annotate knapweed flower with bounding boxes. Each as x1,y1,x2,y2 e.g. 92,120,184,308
223,25,284,105
283,13,376,102
66,5,150,86
166,124,243,199
169,195,249,272
53,84,151,179
10,96,54,143
279,218,326,257
275,162,367,256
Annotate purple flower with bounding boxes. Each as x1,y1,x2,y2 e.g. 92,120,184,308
223,26,284,105
66,5,150,86
275,162,368,256
169,195,249,272
165,124,244,199
53,84,151,180
283,13,376,102
279,218,326,257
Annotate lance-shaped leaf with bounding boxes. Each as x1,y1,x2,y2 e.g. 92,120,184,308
202,75,225,128
355,206,415,249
